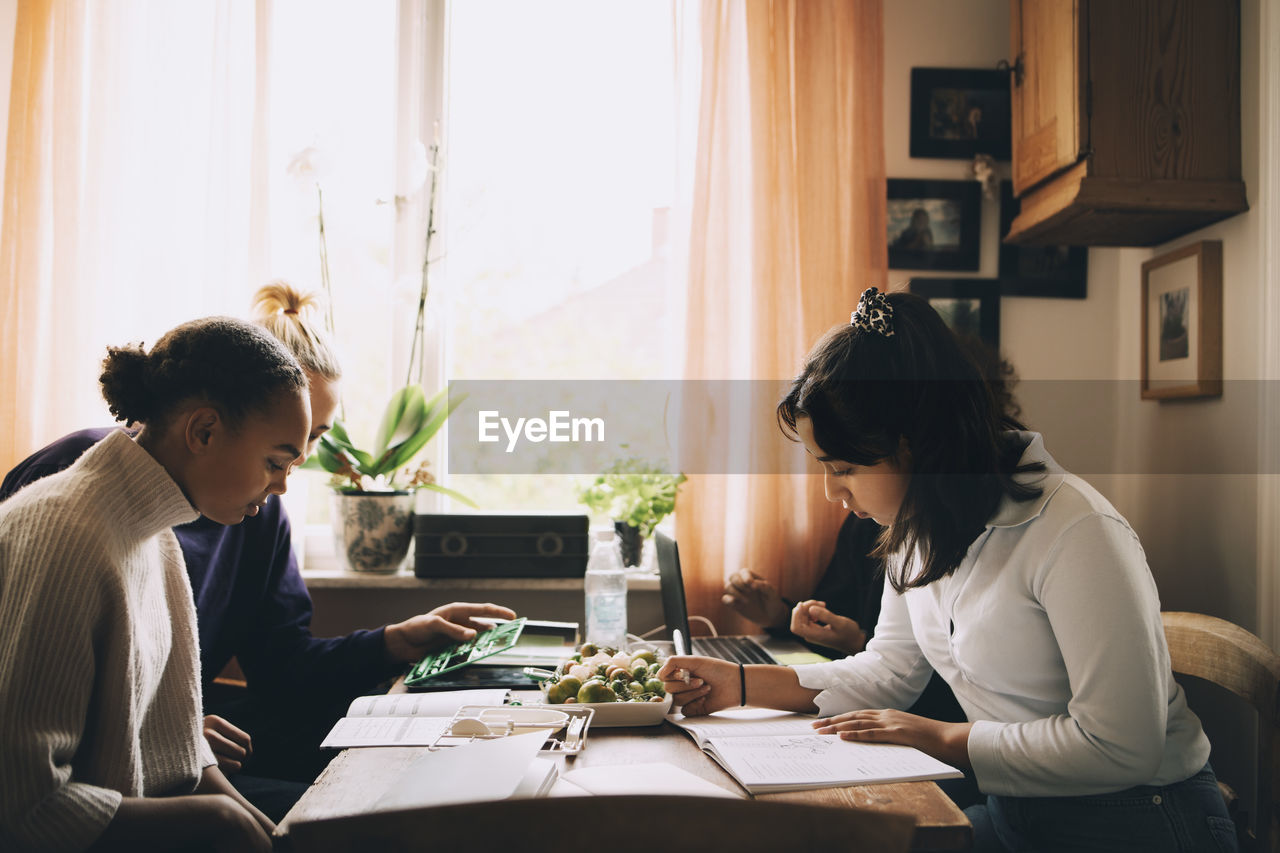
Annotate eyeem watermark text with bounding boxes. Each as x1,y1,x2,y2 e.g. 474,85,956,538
477,410,605,453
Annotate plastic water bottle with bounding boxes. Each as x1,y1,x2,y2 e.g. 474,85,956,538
584,529,627,650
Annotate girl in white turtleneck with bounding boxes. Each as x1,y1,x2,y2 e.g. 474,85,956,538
0,316,311,853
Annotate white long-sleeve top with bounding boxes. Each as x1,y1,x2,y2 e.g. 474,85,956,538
793,432,1210,797
0,430,215,852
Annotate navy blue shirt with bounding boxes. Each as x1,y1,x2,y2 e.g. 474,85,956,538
1,428,404,706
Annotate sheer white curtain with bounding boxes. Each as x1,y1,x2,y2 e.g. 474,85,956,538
1,0,269,471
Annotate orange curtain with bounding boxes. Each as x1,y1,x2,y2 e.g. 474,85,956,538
678,0,886,634
0,0,63,475
0,2,269,476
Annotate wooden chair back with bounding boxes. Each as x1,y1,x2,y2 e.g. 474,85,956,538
286,794,917,853
1163,611,1280,853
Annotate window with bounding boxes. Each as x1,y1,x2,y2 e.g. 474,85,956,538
266,2,684,524
436,1,683,511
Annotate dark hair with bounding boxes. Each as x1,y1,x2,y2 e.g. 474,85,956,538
777,291,1043,592
99,316,307,429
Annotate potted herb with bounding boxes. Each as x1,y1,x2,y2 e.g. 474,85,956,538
305,385,475,573
577,459,686,568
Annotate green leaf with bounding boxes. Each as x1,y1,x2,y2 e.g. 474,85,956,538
312,436,350,474
374,388,463,476
417,481,479,508
328,421,354,445
373,385,428,460
315,430,375,473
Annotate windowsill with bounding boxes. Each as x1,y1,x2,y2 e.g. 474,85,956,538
299,523,659,591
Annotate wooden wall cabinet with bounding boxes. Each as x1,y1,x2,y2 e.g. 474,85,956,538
1007,0,1248,246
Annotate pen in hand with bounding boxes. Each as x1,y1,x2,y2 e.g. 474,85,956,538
672,628,691,683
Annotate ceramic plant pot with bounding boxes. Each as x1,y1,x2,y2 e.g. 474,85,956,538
331,490,415,573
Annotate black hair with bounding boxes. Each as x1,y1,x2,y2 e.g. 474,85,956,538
777,291,1044,592
99,316,307,430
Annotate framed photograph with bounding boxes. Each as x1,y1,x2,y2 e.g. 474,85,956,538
1141,241,1222,400
908,278,1001,350
909,67,1011,160
998,181,1088,298
888,179,981,272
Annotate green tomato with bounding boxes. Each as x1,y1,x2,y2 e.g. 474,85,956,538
543,683,565,704
578,682,617,703
631,650,657,665
557,676,583,697
644,679,665,696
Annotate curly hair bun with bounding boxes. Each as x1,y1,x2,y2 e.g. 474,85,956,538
98,316,307,428
99,343,155,424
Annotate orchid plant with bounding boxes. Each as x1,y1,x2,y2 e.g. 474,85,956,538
293,139,472,504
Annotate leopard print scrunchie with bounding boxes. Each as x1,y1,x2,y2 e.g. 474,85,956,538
850,287,895,337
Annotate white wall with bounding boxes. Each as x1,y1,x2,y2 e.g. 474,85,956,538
884,0,1270,632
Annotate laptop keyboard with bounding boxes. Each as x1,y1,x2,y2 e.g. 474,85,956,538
692,636,774,665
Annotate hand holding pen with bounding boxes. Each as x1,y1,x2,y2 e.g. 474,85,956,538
657,639,743,717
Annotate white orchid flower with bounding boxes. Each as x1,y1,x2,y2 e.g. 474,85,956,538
287,145,331,183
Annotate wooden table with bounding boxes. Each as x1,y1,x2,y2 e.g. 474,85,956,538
280,721,972,852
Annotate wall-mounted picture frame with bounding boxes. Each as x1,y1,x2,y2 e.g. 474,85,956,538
888,179,981,272
909,67,1011,160
998,181,1088,299
908,278,1000,350
1140,241,1222,400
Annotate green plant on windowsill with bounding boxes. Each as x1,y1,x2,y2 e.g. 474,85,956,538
578,459,686,567
302,384,475,503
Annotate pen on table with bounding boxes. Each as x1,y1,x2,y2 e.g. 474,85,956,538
672,628,691,683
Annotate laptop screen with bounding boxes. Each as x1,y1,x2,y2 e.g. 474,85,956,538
654,530,693,647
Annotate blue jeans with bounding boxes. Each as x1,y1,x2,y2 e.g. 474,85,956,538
964,764,1239,852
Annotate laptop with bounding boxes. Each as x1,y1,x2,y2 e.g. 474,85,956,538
655,530,778,665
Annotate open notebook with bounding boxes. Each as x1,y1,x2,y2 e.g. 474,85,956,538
669,708,963,795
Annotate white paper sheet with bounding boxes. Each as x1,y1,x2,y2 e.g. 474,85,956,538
373,729,550,811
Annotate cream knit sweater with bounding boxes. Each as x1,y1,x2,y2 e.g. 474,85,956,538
0,430,215,852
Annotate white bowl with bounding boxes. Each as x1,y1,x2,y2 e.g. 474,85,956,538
531,693,672,727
